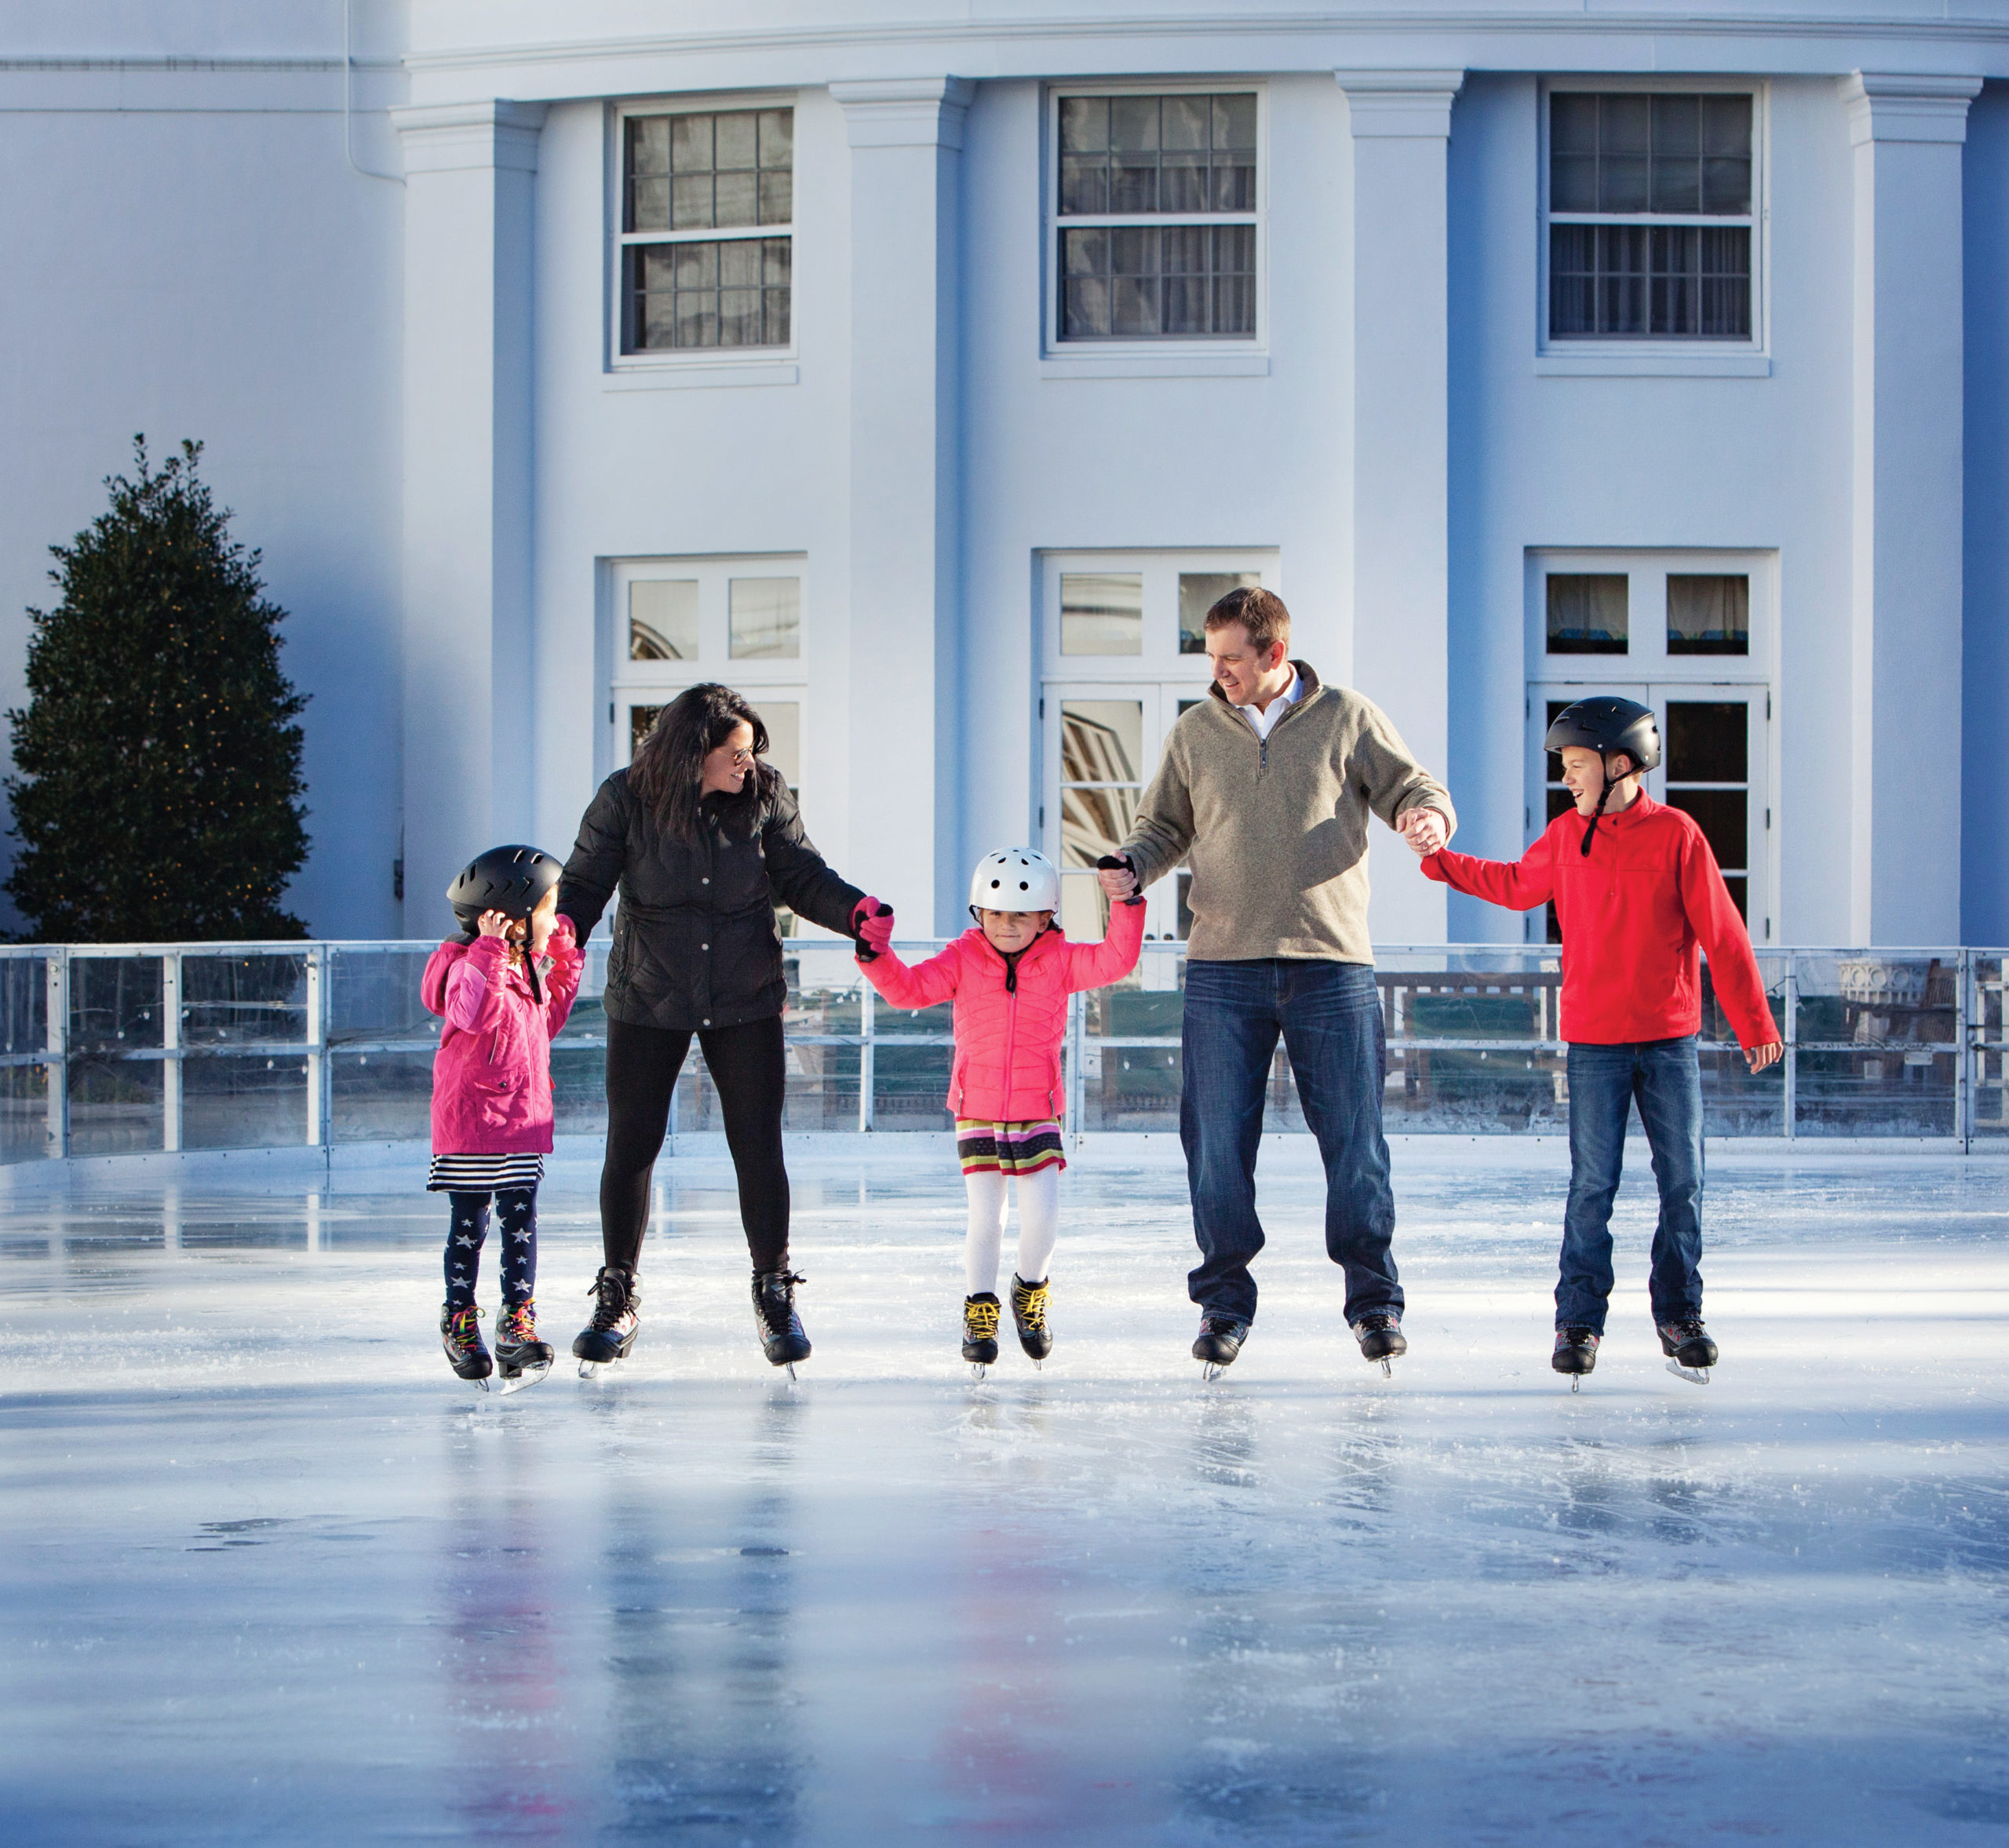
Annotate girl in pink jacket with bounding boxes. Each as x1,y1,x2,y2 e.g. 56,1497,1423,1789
855,848,1144,1373
422,846,583,1389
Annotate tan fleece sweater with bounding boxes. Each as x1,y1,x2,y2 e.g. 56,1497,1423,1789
1120,662,1455,964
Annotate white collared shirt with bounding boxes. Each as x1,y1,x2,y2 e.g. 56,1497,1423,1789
1237,665,1301,742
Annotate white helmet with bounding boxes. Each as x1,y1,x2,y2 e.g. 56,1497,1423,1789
969,847,1060,913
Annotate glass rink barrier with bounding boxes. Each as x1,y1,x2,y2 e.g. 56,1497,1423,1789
0,939,2004,1165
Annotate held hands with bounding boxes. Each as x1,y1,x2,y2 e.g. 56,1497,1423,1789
852,897,895,961
1095,854,1139,902
1398,808,1449,858
1745,1041,1785,1073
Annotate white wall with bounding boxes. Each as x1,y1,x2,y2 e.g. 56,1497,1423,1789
0,15,406,939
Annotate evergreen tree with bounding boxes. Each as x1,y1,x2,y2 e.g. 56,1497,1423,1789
5,438,309,941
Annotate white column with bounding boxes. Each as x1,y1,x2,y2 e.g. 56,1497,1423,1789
390,100,545,936
1841,73,1978,946
1338,71,1463,946
830,78,971,935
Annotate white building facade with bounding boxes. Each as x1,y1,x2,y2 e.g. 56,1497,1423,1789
2,2,2007,950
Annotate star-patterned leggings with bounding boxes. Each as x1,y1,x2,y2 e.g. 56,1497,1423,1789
443,1187,538,1311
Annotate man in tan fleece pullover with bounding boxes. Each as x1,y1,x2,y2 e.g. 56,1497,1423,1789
1098,587,1453,1375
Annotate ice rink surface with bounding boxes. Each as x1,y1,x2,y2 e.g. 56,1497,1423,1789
3,1135,2007,1846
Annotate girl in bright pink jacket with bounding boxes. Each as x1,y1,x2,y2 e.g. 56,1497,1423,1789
855,848,1145,1373
421,854,582,1388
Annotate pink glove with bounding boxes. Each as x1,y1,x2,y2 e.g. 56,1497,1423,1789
852,897,895,960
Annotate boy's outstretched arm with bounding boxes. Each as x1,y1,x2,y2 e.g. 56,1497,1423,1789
1419,831,1558,912
1678,830,1784,1070
1063,891,1148,993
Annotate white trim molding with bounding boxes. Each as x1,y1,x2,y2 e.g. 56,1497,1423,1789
1839,71,1984,146
1335,69,1464,138
391,98,547,173
830,76,974,150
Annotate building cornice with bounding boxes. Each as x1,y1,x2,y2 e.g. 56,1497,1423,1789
403,12,2009,79
391,98,548,174
1839,69,1984,143
1336,67,1464,136
830,75,975,149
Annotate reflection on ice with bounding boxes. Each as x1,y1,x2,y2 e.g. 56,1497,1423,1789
0,1141,2006,1843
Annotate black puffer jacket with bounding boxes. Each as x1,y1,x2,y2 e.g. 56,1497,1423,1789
557,767,865,1032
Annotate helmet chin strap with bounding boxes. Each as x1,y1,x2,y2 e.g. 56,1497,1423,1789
1579,758,1618,857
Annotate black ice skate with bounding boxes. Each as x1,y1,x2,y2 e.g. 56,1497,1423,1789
1553,1325,1600,1391
573,1267,640,1377
494,1299,554,1394
440,1303,492,1389
1192,1314,1249,1380
753,1269,811,1378
1351,1310,1406,1377
1658,1316,1717,1386
963,1292,1001,1376
1010,1274,1052,1367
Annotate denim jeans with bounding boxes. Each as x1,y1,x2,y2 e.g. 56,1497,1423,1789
1180,958,1402,1325
1560,1036,1706,1332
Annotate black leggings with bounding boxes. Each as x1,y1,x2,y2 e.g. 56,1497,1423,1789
601,1015,789,1276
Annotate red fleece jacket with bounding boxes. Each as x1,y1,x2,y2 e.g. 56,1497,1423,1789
1420,793,1779,1051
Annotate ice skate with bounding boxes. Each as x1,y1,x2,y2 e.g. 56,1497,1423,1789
962,1292,1001,1376
1658,1316,1717,1385
494,1299,554,1394
1192,1314,1249,1380
1009,1274,1052,1366
440,1303,491,1389
1553,1325,1600,1391
573,1267,640,1377
1351,1310,1406,1376
753,1268,811,1378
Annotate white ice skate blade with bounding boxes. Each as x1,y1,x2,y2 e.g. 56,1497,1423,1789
1380,1358,1393,1379
1201,1361,1228,1383
968,1362,988,1381
1665,1360,1712,1387
496,1361,551,1396
577,1358,618,1380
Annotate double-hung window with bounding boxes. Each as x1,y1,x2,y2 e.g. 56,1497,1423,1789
1052,89,1260,344
1545,88,1758,344
619,104,793,355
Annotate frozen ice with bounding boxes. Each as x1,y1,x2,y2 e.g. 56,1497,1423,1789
3,1136,2008,1844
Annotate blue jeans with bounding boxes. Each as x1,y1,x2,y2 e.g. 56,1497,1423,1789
1180,959,1402,1325
1560,1037,1705,1332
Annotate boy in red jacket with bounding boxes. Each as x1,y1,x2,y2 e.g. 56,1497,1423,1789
855,848,1144,1373
1417,698,1782,1384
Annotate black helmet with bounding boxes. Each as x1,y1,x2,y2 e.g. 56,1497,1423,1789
447,845,561,932
1544,697,1661,776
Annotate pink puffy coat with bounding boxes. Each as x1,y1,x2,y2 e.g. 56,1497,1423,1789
859,902,1146,1121
421,922,584,1154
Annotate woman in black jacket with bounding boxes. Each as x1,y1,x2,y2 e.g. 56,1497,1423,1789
556,683,887,1374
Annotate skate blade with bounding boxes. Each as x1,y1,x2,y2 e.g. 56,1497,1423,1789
1570,1376,1581,1393
497,1361,552,1396
578,1358,618,1380
1201,1361,1227,1383
1665,1360,1711,1387
1380,1358,1393,1379
969,1362,988,1381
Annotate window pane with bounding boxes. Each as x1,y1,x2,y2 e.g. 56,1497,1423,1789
1058,92,1257,221
625,237,792,353
1060,96,1108,153
1059,873,1109,941
1059,573,1143,655
1667,574,1749,654
729,577,800,659
1110,95,1159,151
1551,92,1752,221
630,704,663,756
629,580,698,661
1665,789,1747,871
1702,96,1753,213
755,699,800,790
1058,221,1255,341
1546,574,1628,654
1551,223,1747,340
1060,701,1144,785
1179,571,1260,654
714,111,757,173
1649,94,1701,213
1666,702,1748,783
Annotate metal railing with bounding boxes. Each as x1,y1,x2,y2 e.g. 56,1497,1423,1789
0,940,2003,1163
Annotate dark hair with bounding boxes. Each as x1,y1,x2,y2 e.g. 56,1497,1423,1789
629,683,778,843
1204,585,1292,654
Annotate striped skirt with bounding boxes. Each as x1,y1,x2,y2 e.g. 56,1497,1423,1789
955,1119,1066,1177
427,1151,545,1194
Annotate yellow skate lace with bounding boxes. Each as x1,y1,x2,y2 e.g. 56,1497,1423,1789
1012,1279,1050,1332
964,1297,1001,1341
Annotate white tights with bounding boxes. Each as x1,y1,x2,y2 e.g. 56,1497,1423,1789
963,1165,1059,1297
